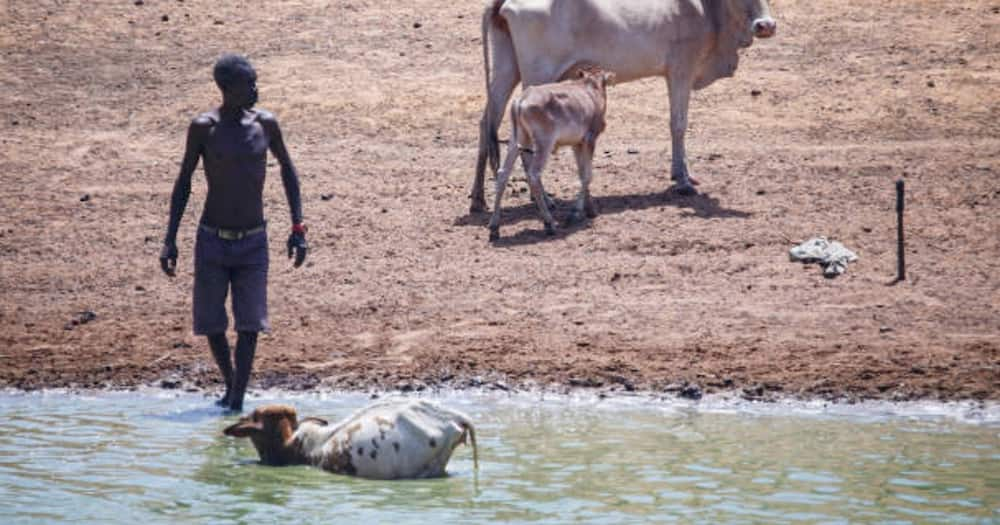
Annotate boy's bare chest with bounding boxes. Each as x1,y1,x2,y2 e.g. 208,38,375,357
204,121,268,163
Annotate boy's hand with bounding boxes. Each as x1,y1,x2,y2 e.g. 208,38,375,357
160,242,178,277
287,226,307,268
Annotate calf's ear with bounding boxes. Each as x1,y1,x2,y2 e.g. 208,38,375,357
300,416,329,426
223,418,264,438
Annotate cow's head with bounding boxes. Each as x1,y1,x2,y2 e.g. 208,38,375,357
224,404,303,466
726,0,776,45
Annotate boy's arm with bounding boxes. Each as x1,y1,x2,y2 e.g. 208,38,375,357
261,112,303,225
161,116,210,277
261,112,307,267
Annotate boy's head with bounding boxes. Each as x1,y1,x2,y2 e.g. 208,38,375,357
213,54,258,109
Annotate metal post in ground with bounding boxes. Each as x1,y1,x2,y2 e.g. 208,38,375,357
896,179,905,282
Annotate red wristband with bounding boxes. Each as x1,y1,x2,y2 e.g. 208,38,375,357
292,223,307,234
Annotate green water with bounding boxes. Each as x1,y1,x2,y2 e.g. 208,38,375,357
0,391,997,524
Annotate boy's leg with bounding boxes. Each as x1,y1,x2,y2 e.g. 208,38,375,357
229,331,257,412
193,228,232,404
229,230,269,412
206,334,233,407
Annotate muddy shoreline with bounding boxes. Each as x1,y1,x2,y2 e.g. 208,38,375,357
5,355,995,405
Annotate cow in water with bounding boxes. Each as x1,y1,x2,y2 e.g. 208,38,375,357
223,399,478,480
470,0,777,213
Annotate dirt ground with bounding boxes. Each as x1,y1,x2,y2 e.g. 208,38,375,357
1,0,998,402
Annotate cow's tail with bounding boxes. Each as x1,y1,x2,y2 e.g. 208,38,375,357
481,0,507,172
509,98,521,154
458,418,479,470
481,2,493,103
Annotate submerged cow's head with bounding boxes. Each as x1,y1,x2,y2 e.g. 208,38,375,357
725,0,777,46
224,404,304,466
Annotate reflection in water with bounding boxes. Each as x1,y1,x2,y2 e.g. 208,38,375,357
0,391,996,524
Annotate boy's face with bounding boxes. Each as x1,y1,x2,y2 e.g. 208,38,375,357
225,67,258,109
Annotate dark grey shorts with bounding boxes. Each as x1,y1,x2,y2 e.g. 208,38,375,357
193,226,269,335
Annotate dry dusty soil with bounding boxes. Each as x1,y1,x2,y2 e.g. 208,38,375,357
1,0,998,401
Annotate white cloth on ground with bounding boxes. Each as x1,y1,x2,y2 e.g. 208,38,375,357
789,237,858,277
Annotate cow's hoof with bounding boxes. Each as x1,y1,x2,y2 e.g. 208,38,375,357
673,183,697,196
470,199,488,214
544,223,556,236
585,206,598,219
674,175,702,186
565,209,597,226
488,228,500,242
530,193,558,211
544,193,558,211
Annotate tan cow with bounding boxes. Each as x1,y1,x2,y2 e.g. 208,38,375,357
488,68,614,241
470,0,777,213
223,399,478,480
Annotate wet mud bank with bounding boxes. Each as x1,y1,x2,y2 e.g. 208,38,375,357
6,359,996,408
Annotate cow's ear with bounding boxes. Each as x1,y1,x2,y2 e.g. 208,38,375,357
603,72,616,86
300,416,329,427
224,418,264,438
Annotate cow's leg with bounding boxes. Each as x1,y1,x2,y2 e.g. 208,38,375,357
473,45,521,214
567,142,596,224
488,136,522,241
526,139,557,235
666,75,698,195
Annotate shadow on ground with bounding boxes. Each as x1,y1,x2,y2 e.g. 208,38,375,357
454,186,752,246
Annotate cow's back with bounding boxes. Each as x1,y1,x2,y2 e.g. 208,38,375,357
327,399,471,479
499,0,713,84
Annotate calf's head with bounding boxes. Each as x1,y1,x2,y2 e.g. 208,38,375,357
578,69,616,99
224,404,304,466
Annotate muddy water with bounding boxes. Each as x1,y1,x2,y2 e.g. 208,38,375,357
0,391,997,524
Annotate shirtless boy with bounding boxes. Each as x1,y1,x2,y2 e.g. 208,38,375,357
160,54,307,411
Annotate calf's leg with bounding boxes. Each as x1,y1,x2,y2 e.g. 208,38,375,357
567,142,597,224
520,150,557,212
488,136,523,241
526,139,557,235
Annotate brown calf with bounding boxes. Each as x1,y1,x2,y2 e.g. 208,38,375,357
488,69,614,241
